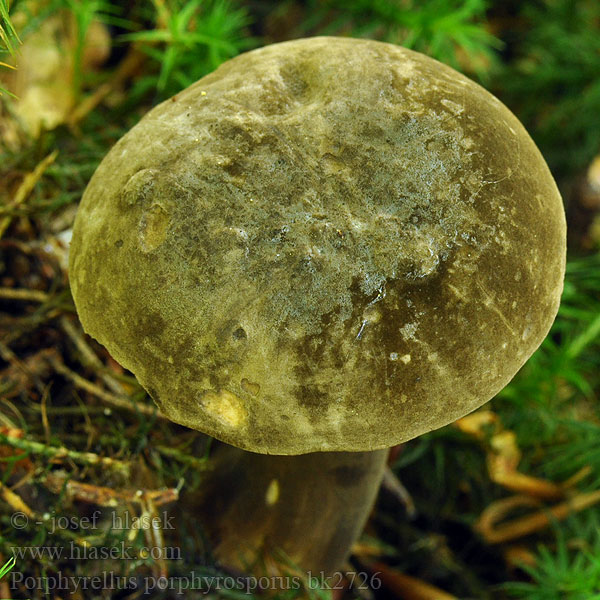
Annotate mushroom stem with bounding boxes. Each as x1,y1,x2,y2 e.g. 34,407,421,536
194,446,388,574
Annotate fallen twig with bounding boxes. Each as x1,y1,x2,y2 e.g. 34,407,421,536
44,472,179,508
155,445,213,471
68,47,146,128
475,489,600,544
0,150,58,239
0,480,35,517
0,286,50,302
47,351,164,419
60,315,127,396
0,432,130,473
381,466,416,519
366,562,458,600
140,495,169,579
456,411,567,500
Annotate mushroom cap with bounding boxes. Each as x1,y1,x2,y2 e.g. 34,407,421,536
69,37,566,455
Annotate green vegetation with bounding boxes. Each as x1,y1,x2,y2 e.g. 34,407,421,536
121,0,254,95
0,0,20,96
1,1,599,599
502,515,600,600
491,0,600,176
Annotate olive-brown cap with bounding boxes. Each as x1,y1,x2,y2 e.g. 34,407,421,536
69,37,566,455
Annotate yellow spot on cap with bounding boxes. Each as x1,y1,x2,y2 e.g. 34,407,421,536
138,203,170,253
200,389,247,428
400,354,411,364
265,479,280,506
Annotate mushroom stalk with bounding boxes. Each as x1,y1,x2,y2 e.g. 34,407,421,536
194,446,388,574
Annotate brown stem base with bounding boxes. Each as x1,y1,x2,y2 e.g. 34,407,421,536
194,445,388,575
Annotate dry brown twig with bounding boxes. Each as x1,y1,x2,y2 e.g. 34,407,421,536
60,315,127,396
140,495,169,579
366,562,458,600
46,350,164,419
0,343,50,398
0,480,35,517
475,489,600,544
0,149,59,239
68,47,146,129
381,466,416,518
455,410,600,544
44,472,179,508
455,411,567,499
0,287,51,302
40,383,51,443
0,429,130,473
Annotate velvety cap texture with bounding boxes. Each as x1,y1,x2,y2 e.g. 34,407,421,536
69,37,566,454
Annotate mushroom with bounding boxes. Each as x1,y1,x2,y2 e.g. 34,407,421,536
69,37,566,575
